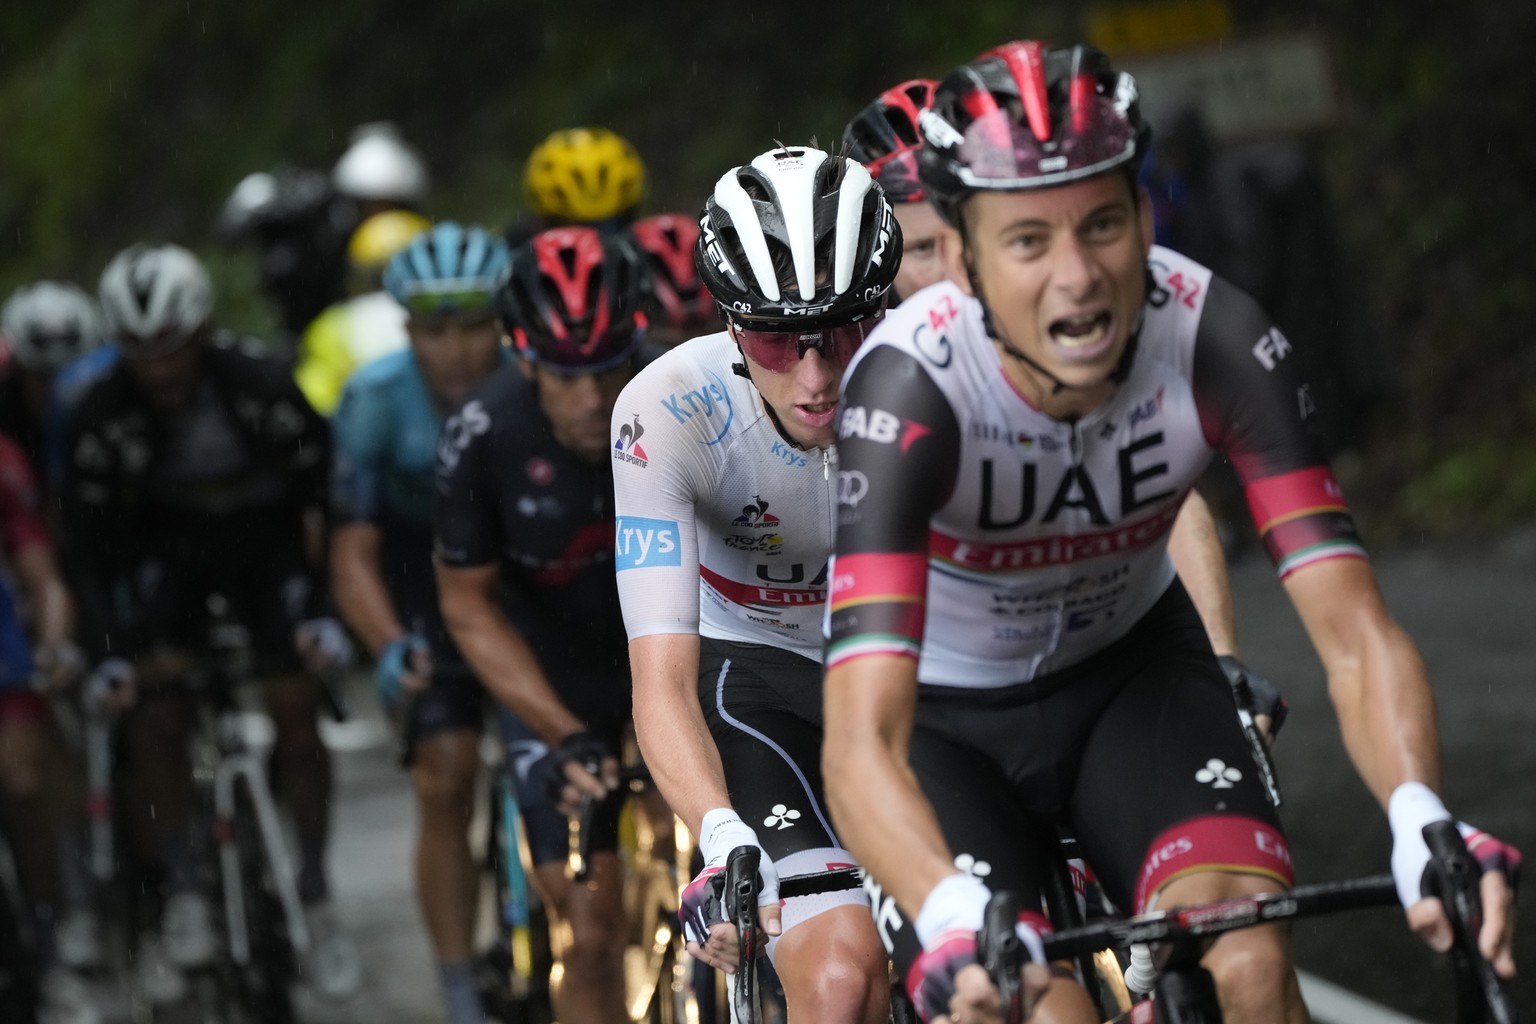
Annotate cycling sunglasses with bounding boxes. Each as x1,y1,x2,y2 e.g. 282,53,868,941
402,287,496,317
728,313,883,373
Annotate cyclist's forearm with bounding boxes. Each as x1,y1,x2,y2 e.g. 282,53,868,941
440,580,584,744
628,633,730,834
1169,490,1238,656
330,523,405,655
12,544,74,648
823,656,960,920
1284,557,1442,805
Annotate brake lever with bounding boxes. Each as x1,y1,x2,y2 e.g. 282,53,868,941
1422,820,1517,1024
719,844,761,1023
565,757,602,882
978,890,1027,1024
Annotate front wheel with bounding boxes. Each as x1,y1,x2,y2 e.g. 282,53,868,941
218,795,295,1024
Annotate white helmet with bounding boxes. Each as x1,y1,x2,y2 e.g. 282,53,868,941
98,244,214,357
332,122,429,205
1,281,105,372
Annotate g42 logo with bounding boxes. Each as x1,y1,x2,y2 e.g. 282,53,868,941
1147,259,1202,310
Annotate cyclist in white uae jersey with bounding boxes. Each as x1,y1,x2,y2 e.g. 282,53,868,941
822,41,1520,1024
613,146,897,1024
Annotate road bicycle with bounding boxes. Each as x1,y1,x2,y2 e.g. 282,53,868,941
83,595,349,1022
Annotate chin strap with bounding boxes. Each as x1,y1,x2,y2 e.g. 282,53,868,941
731,357,814,453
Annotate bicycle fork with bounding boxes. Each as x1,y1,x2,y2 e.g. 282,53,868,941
211,752,311,964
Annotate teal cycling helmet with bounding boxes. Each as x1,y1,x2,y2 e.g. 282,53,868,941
382,221,510,316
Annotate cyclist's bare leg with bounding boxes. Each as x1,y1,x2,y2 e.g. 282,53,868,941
534,853,627,1024
1156,871,1309,1024
0,713,61,912
770,903,889,1024
264,673,332,902
121,686,196,884
408,729,480,962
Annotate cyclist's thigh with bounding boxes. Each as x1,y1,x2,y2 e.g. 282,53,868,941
404,670,484,766
876,723,1052,976
1067,591,1290,914
227,554,312,676
698,639,872,939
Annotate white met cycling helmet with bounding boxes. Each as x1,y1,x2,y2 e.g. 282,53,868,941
1,281,105,372
332,122,430,206
98,243,214,358
695,145,901,330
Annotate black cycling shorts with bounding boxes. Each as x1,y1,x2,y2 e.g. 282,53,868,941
400,667,485,764
124,546,314,676
879,581,1291,976
697,638,848,867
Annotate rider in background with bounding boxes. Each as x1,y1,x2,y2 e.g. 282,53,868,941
434,226,653,1024
821,41,1520,1024
329,221,510,1024
295,208,430,414
60,243,360,1005
842,78,952,303
0,429,97,1022
0,281,106,482
505,126,646,246
627,212,723,347
216,121,429,350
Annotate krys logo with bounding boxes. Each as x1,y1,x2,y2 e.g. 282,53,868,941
661,368,734,446
615,517,682,571
613,413,648,467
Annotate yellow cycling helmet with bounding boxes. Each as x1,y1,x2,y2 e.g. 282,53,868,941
522,127,646,223
347,209,431,271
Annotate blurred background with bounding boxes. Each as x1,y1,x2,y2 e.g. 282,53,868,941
1,3,1532,1018
3,0,1534,545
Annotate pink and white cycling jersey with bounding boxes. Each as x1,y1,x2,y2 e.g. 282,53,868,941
826,246,1366,688
611,331,836,660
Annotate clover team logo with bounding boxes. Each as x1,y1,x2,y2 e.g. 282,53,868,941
613,414,648,467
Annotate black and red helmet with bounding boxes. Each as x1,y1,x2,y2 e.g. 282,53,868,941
918,41,1151,225
497,226,648,373
627,213,716,331
841,79,938,204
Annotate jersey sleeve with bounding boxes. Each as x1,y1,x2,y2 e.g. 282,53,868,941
433,396,502,568
609,359,715,641
825,345,960,669
1192,276,1367,576
329,377,388,524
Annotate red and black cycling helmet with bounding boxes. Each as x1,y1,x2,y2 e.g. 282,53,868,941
497,226,648,373
627,213,716,331
841,79,937,204
918,40,1151,226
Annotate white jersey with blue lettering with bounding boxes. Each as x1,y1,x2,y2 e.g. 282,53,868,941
611,331,836,661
